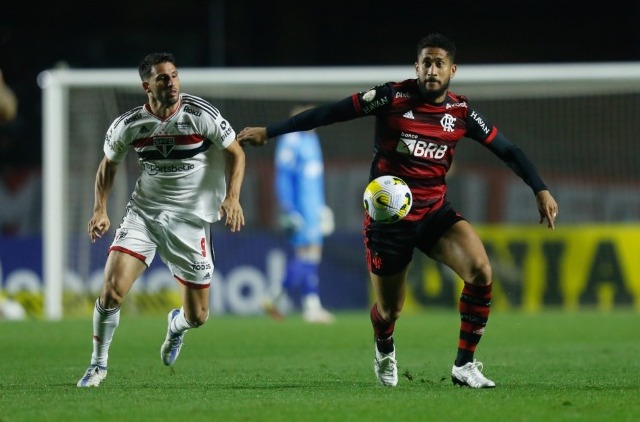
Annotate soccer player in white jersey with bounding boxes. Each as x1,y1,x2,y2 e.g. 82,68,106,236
77,52,246,387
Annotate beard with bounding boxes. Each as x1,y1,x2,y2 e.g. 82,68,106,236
419,78,450,102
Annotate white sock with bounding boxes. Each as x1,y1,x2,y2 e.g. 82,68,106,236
90,299,120,368
302,294,323,313
170,308,196,335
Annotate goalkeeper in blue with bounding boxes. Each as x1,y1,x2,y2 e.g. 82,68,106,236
263,105,336,324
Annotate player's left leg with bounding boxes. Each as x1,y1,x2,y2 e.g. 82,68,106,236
161,281,209,366
429,220,495,388
297,244,334,323
159,218,213,366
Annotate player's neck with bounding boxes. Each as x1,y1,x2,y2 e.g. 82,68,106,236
147,99,180,119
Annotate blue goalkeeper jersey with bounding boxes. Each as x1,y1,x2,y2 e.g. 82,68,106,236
274,130,325,245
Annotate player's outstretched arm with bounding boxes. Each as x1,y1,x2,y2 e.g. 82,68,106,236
237,127,268,147
536,190,558,230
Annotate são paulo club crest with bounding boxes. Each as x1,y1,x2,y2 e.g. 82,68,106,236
154,137,175,158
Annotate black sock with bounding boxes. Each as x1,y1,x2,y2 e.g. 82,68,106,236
376,336,395,354
455,350,474,367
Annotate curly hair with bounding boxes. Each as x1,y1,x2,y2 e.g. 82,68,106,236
416,34,456,62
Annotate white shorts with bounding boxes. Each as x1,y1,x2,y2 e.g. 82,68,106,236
110,207,214,288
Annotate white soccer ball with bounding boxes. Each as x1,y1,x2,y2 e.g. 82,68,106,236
0,297,26,321
363,175,412,223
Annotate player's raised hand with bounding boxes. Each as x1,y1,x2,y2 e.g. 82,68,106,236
237,127,268,147
88,211,111,243
535,190,558,230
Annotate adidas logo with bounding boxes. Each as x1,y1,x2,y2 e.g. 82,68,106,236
139,126,149,134
203,272,211,280
403,110,415,119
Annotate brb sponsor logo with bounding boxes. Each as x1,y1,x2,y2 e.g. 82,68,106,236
397,132,448,160
143,162,195,175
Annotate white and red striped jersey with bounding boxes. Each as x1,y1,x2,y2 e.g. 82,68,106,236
103,93,236,223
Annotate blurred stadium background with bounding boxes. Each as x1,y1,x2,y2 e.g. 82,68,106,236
1,0,639,319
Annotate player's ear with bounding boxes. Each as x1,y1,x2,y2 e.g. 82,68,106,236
142,81,150,92
450,63,457,79
414,61,419,76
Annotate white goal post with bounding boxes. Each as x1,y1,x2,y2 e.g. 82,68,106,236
39,62,640,320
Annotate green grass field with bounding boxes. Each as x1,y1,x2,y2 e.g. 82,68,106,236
0,309,638,421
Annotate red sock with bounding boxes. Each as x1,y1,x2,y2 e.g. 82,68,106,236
370,303,395,353
456,282,491,366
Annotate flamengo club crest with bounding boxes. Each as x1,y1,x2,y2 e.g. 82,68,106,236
154,137,175,158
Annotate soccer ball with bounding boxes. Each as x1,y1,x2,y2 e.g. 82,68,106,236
363,175,412,223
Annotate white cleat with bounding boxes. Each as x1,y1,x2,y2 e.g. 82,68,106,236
77,365,107,387
303,307,335,324
160,309,184,366
451,360,496,388
374,346,398,387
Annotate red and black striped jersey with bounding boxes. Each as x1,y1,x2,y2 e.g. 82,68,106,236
352,79,498,221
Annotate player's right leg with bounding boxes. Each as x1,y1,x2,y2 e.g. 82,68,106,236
369,268,408,387
78,212,154,388
364,217,414,387
77,251,147,387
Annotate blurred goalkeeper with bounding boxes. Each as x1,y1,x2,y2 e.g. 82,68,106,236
77,52,246,387
238,33,558,389
264,105,335,324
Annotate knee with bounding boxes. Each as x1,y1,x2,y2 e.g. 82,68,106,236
377,304,402,323
469,259,492,286
100,279,126,309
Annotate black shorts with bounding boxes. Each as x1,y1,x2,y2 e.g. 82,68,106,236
364,202,465,276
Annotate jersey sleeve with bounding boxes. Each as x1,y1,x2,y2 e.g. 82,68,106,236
103,116,133,163
352,83,394,116
465,106,498,144
194,100,236,150
266,96,359,138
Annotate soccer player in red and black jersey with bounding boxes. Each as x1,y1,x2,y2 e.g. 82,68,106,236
238,33,558,389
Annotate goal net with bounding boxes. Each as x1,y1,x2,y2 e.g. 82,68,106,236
39,63,640,319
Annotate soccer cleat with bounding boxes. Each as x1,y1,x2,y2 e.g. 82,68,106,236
451,360,496,388
373,345,398,387
160,309,184,366
263,298,285,321
77,364,107,387
303,307,335,324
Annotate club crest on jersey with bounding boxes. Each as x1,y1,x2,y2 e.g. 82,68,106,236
154,137,175,158
440,113,456,132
